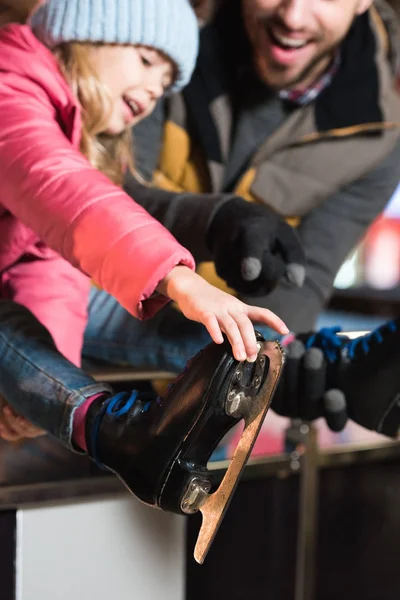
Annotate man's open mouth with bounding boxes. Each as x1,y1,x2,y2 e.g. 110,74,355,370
266,25,309,51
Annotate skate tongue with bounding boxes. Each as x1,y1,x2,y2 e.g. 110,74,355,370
193,341,285,564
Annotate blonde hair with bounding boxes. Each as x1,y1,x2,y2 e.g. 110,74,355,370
54,43,135,186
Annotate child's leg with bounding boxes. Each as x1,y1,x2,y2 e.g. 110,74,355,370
0,300,112,449
0,298,283,531
0,299,285,563
83,287,400,439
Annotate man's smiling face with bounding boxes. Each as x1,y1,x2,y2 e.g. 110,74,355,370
242,0,373,90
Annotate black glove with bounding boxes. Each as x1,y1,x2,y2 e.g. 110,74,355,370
272,338,348,433
207,197,306,296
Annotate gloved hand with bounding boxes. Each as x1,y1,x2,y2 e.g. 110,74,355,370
272,338,349,433
207,197,306,296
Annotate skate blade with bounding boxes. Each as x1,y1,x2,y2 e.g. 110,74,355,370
193,341,285,564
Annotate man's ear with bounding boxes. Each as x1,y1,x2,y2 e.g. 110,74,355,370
356,0,374,16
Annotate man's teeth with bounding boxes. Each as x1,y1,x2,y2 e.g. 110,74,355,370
271,31,308,49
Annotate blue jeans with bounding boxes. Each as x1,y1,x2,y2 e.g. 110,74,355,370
0,300,112,450
0,289,279,449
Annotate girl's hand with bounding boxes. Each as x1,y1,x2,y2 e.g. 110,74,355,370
158,266,289,362
0,397,45,442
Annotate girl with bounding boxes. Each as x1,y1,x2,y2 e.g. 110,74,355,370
0,0,288,509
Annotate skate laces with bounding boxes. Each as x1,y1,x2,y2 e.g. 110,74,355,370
346,320,397,359
90,390,158,469
305,326,344,363
305,321,398,364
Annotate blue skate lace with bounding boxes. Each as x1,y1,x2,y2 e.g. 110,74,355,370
305,327,344,363
90,390,158,469
305,321,398,364
346,319,397,359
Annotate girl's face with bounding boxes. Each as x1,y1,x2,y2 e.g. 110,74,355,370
90,44,175,135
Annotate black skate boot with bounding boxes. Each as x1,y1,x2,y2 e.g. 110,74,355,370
85,334,285,563
274,319,400,436
307,319,400,436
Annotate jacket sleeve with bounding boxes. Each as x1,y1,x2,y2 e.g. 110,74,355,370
124,173,232,262
128,101,234,261
240,138,400,332
0,73,195,320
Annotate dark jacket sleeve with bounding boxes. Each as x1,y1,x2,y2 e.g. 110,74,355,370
240,139,400,333
127,102,234,261
123,173,232,263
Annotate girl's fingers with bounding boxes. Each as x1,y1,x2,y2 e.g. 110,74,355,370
230,312,259,362
246,306,289,335
203,312,224,344
220,315,247,362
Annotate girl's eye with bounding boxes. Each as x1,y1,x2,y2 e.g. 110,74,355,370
141,55,152,67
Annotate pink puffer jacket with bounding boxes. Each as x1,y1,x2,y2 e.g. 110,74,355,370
0,25,195,366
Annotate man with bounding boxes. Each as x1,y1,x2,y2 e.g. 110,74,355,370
134,0,400,335
123,0,400,435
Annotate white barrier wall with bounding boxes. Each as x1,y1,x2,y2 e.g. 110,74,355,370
16,495,185,600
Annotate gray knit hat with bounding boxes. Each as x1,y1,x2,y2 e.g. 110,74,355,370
29,0,199,91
